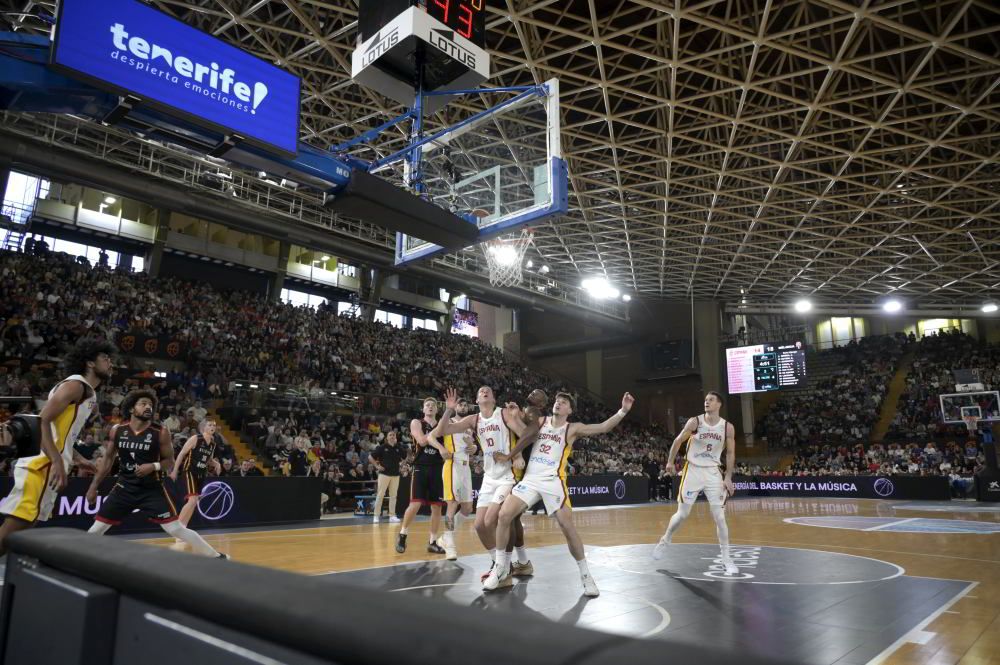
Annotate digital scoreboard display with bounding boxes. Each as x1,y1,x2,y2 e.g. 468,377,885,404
726,341,807,394
426,0,488,47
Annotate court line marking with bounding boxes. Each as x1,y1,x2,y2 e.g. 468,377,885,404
782,516,1000,535
588,543,906,586
387,582,672,638
865,581,978,665
725,538,1000,566
864,518,922,531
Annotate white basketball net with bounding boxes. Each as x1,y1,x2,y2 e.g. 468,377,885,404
963,415,980,432
482,229,533,287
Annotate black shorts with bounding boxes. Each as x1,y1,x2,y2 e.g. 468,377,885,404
410,465,445,507
183,471,207,498
96,482,178,525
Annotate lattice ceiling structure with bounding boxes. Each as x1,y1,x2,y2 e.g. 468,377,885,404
3,0,999,308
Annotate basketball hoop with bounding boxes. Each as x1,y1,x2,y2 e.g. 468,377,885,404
482,228,533,288
963,415,980,433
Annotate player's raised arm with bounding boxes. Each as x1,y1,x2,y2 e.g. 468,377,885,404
499,405,543,461
433,388,477,435
569,393,635,439
665,417,699,476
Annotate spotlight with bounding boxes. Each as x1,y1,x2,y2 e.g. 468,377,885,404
794,299,812,313
882,299,903,313
622,294,632,302
983,302,998,313
104,196,116,204
582,278,620,300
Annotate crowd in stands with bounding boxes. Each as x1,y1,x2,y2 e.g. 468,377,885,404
0,248,996,507
757,334,908,448
888,329,1000,440
786,440,986,497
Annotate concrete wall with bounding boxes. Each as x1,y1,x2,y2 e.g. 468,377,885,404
513,299,726,433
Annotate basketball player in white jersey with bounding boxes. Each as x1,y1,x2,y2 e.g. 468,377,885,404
436,386,538,586
430,396,478,560
0,338,114,555
652,391,738,574
486,391,635,597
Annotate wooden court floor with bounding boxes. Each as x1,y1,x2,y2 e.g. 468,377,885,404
138,498,1000,665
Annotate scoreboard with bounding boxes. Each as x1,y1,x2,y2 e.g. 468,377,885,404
726,341,807,394
427,0,488,47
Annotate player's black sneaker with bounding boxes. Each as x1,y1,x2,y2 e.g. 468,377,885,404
427,541,446,554
216,553,229,560
395,533,407,553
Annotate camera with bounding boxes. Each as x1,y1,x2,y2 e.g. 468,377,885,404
2,414,42,458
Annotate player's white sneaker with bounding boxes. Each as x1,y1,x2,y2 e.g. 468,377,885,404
482,563,512,591
372,516,380,524
720,557,739,575
581,574,600,597
652,536,670,560
442,532,458,561
389,516,401,523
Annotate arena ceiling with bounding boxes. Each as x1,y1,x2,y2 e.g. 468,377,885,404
3,0,999,308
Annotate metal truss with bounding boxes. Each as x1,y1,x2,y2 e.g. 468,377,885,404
3,0,998,310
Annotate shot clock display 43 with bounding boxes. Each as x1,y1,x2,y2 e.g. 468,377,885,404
426,0,487,47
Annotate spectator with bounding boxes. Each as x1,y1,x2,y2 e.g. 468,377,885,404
370,430,404,523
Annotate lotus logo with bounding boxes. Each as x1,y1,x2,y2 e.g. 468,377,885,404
873,478,895,497
614,479,626,500
990,481,999,490
197,481,235,520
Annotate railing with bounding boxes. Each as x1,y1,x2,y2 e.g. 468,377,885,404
1,111,628,321
720,323,807,346
0,201,34,228
226,380,426,417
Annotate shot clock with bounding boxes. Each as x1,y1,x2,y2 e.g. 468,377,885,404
426,0,488,47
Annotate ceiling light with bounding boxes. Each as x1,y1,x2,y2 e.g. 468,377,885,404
582,277,620,300
321,255,330,261
526,260,533,268
794,299,812,313
983,302,998,313
882,299,903,313
539,265,550,274
104,196,116,204
622,294,632,302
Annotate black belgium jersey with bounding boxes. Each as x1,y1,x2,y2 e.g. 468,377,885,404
413,419,444,467
114,423,164,488
183,434,216,478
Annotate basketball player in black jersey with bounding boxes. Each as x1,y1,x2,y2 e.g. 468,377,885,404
169,418,221,536
396,397,450,554
84,389,227,558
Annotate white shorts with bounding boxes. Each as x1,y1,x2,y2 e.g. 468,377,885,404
443,460,473,503
0,454,62,523
511,476,568,516
677,464,726,506
477,475,515,508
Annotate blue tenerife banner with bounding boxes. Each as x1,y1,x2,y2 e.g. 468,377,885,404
52,0,300,155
